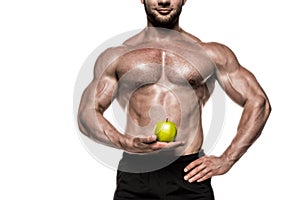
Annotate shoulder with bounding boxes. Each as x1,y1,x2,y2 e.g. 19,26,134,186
200,42,240,72
94,45,128,78
201,42,235,64
181,30,237,66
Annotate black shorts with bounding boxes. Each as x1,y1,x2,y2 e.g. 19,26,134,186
114,151,214,200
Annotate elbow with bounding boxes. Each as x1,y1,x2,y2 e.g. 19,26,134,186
254,95,272,119
261,95,271,118
77,110,91,138
265,98,272,118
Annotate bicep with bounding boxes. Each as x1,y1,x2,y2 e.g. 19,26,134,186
94,75,118,113
216,66,263,107
212,44,265,107
79,56,118,115
86,48,120,113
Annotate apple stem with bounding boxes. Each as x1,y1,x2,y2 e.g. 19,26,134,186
166,118,168,122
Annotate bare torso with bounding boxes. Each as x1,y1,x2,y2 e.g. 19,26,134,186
112,31,216,155
79,25,271,178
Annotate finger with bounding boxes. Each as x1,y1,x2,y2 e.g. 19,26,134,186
184,164,206,182
133,136,162,151
168,141,185,147
150,141,184,151
196,172,213,183
184,157,204,173
186,167,211,183
140,135,157,144
131,138,153,151
148,141,170,150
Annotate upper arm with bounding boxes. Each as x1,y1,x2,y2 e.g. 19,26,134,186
79,48,120,115
206,43,267,107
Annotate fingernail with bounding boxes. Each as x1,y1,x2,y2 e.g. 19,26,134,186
189,178,193,183
184,168,187,172
184,176,188,180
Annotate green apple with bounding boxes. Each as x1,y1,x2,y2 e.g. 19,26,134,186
154,118,177,142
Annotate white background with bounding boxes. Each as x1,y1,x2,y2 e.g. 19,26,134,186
1,0,299,199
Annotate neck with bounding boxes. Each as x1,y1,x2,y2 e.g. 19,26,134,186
142,26,184,43
147,20,181,32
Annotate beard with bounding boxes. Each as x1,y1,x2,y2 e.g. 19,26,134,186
144,2,183,28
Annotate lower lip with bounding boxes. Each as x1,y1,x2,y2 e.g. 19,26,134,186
157,9,172,15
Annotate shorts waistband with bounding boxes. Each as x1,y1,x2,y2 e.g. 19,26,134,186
118,150,205,173
173,150,205,163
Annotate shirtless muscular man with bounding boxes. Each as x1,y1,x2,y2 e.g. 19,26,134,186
78,0,271,199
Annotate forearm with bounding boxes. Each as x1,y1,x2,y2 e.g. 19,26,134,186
78,108,125,149
221,95,271,165
78,108,181,154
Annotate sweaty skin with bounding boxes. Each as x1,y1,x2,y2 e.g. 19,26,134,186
78,0,271,183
